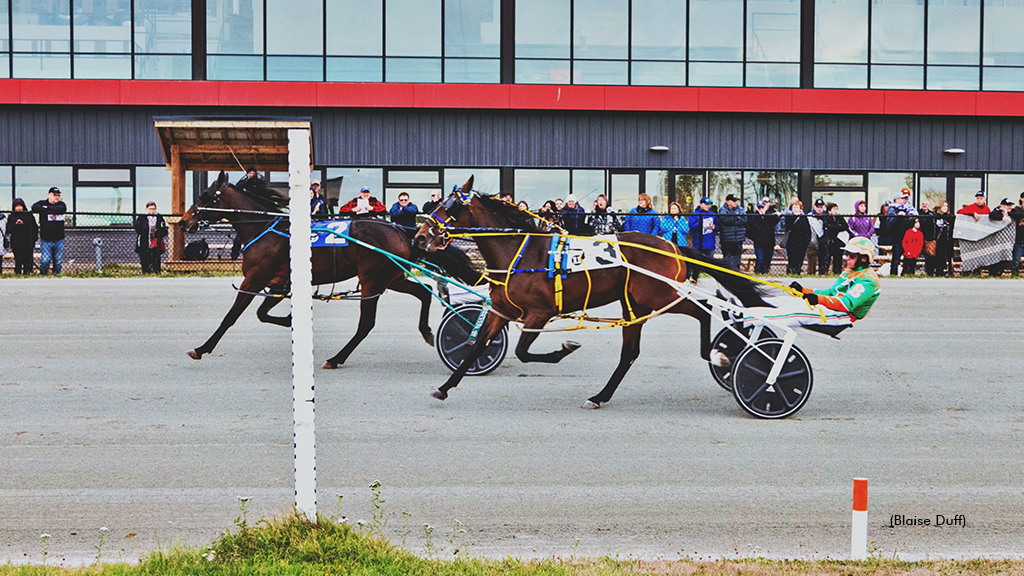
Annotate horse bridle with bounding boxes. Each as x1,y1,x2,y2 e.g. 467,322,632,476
423,186,472,246
185,182,227,230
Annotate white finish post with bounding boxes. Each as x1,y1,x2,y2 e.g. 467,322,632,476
288,128,316,522
851,478,868,560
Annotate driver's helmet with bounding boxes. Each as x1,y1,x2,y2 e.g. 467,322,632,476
843,236,876,263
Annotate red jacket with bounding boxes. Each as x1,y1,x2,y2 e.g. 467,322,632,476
902,228,924,259
338,196,387,215
957,203,990,216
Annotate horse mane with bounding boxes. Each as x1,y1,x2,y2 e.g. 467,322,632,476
227,183,290,212
474,194,544,232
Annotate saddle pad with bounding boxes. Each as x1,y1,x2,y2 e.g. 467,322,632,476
565,234,623,273
310,220,351,247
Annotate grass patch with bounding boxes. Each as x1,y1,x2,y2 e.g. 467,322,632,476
2,514,1023,576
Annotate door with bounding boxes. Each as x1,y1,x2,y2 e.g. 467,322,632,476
609,171,643,214
670,170,705,214
918,173,984,212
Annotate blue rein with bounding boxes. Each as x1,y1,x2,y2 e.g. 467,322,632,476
241,216,289,253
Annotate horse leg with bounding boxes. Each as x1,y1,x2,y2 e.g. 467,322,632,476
583,321,645,409
322,289,382,369
695,305,712,361
188,290,258,360
432,313,509,400
514,313,581,363
385,278,434,346
256,295,291,327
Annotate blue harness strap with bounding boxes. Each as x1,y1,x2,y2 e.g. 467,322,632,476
241,217,289,253
548,233,569,279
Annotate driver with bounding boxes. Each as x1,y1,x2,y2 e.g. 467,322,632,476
710,237,881,367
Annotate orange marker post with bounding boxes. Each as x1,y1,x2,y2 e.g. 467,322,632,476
851,478,868,560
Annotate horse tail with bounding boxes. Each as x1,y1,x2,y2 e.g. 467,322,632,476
678,247,772,308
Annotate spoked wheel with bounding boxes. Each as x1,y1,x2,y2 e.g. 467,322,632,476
709,325,777,390
435,303,508,376
732,338,812,419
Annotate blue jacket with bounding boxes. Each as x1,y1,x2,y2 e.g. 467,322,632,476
389,201,419,228
559,204,587,235
689,208,717,250
624,207,658,235
658,215,690,247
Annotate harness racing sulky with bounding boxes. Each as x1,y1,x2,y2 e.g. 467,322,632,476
413,176,881,419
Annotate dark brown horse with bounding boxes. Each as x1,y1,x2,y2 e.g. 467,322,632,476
414,177,771,408
179,171,477,368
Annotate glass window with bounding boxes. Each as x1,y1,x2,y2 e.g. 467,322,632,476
388,171,440,185
631,0,686,60
135,54,191,79
573,59,628,85
207,55,263,80
13,54,71,78
444,168,500,196
816,191,864,214
745,171,797,211
73,54,132,78
747,0,799,62
1,56,9,79
445,0,500,58
926,66,980,91
572,170,605,207
327,0,382,56
671,171,704,213
745,62,799,87
707,171,742,208
918,176,947,212
646,170,673,210
516,0,570,58
327,57,383,82
983,0,1024,66
987,174,1024,203
814,63,867,88
815,0,867,63
324,168,384,205
386,0,440,57
1,166,12,205
954,176,983,211
983,66,1024,91
690,0,743,61
385,57,441,82
867,172,913,217
266,56,323,81
134,0,192,54
76,185,131,215
516,59,572,83
609,172,644,212
871,0,923,64
870,64,923,89
79,169,132,183
12,0,70,52
267,0,322,55
1,0,8,52
73,0,131,54
444,58,500,83
16,166,74,205
384,187,437,211
574,0,628,60
814,174,864,188
207,0,263,55
135,166,172,213
689,61,743,86
928,1,979,65
631,61,686,85
515,169,569,211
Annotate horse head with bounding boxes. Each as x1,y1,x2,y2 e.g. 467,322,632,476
415,175,473,252
180,171,231,233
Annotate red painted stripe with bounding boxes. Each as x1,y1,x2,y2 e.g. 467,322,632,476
853,478,868,512
0,79,1019,117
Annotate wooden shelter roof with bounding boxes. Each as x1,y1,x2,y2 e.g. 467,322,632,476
153,118,314,172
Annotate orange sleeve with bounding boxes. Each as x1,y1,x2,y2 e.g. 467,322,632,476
817,294,849,313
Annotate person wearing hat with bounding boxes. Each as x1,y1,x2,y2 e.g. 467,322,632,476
885,188,918,275
956,191,990,222
32,187,67,275
388,191,419,229
559,193,587,235
310,181,327,216
717,193,747,272
1014,193,1024,275
236,167,267,195
745,198,779,274
986,197,1024,276
806,197,828,275
6,198,38,274
688,196,718,267
339,186,386,217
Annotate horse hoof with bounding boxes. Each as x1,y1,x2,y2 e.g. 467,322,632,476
422,330,435,346
563,341,582,352
187,349,201,360
582,400,601,410
430,390,448,401
322,360,338,370
709,349,731,368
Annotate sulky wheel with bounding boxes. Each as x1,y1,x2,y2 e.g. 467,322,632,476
731,338,812,419
709,325,776,390
435,303,508,376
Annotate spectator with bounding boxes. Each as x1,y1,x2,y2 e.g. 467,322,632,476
932,200,954,276
559,194,587,235
339,186,386,217
901,218,923,276
746,198,779,274
957,191,990,222
586,194,621,236
551,198,565,228
517,200,530,211
876,201,892,247
688,196,717,258
985,198,1021,276
886,190,918,275
0,202,7,262
847,200,874,240
7,198,37,274
554,198,564,211
537,200,557,223
624,193,659,235
806,198,827,275
32,187,67,275
785,200,810,275
310,185,327,216
823,202,850,274
134,201,169,274
1014,193,1024,276
500,192,513,204
236,166,267,194
388,192,419,229
918,199,937,275
658,201,690,248
717,193,747,271
422,190,443,215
